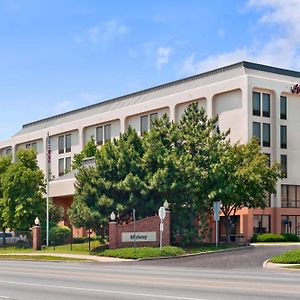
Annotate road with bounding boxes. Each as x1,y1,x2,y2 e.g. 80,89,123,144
0,246,300,300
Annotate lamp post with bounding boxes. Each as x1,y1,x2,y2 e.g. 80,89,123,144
110,211,116,221
34,217,40,226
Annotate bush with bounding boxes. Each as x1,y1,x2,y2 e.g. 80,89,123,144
270,248,300,264
256,233,286,242
282,233,300,242
50,226,71,246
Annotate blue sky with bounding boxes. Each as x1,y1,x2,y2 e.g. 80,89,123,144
0,0,299,140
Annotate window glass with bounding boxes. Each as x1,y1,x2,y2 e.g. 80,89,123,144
289,186,296,208
281,185,288,208
65,157,71,173
58,158,64,177
253,215,270,234
253,92,261,116
281,155,287,178
252,122,261,144
262,123,270,147
262,93,270,117
65,134,71,153
280,96,287,120
58,136,64,154
264,153,271,167
150,113,158,129
280,125,287,149
104,124,111,143
96,126,103,145
140,115,149,135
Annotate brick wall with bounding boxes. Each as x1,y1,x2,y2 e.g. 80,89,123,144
109,211,170,249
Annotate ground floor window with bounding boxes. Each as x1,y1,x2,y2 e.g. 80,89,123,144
281,215,300,236
220,216,240,242
253,215,270,234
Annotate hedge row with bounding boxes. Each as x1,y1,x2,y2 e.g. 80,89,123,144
252,233,300,242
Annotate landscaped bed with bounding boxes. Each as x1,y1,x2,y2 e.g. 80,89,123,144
270,248,300,264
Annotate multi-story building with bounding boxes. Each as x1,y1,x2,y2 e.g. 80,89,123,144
1,61,300,240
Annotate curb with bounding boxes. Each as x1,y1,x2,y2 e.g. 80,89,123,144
138,245,253,261
263,259,300,270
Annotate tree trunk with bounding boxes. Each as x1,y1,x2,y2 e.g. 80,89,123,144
225,217,231,243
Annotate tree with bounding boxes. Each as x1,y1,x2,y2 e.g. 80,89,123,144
0,149,45,231
0,155,12,244
69,127,149,236
211,139,282,242
72,137,98,169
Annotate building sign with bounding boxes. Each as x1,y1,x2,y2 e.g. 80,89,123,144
122,232,156,242
291,84,300,94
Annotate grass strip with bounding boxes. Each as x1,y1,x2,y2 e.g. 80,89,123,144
0,255,89,261
270,248,300,264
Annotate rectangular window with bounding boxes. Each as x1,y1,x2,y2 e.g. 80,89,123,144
253,215,271,234
281,185,288,208
96,126,103,145
65,134,71,153
58,158,64,177
104,124,111,143
262,93,270,117
140,115,149,135
280,96,287,120
281,155,287,178
253,122,261,144
280,125,287,149
253,92,261,116
65,157,71,173
262,123,270,147
58,136,64,154
150,113,158,129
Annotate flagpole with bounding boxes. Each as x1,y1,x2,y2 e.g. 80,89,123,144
46,132,50,247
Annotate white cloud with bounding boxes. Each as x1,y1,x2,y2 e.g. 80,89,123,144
74,20,128,47
180,1,300,75
156,47,173,70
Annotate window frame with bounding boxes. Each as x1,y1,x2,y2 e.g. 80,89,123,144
253,122,261,145
262,123,270,147
65,134,72,153
252,91,261,116
262,93,271,117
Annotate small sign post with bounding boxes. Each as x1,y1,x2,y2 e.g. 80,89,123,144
158,206,166,251
213,201,221,248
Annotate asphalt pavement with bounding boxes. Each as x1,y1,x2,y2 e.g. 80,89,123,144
0,245,299,300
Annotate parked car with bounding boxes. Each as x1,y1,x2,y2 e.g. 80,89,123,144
0,232,28,246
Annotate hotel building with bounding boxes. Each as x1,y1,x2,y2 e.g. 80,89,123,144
1,61,300,241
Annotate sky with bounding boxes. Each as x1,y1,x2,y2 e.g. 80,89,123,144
0,0,300,141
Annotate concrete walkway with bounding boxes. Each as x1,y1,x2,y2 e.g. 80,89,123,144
0,252,131,262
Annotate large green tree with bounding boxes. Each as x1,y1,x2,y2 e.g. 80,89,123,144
0,149,45,231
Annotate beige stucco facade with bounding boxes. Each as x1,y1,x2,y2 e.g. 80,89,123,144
1,61,300,240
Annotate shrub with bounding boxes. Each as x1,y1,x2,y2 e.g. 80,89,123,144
50,226,71,246
282,233,300,242
256,233,286,242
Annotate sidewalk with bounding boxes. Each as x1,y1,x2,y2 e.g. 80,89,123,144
0,252,131,262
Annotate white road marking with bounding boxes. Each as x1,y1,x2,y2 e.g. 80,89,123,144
0,279,208,300
0,296,15,299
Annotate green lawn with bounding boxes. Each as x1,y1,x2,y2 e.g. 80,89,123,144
0,242,239,260
184,243,238,254
270,248,300,264
0,240,101,255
